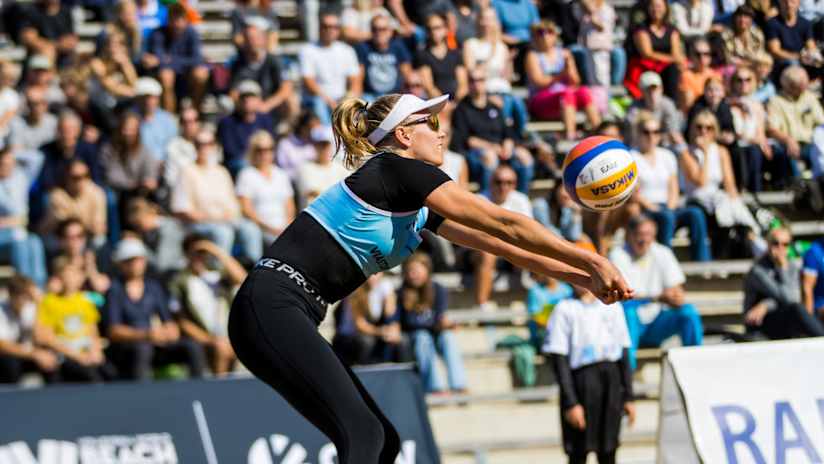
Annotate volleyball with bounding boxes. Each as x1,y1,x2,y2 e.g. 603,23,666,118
562,136,638,211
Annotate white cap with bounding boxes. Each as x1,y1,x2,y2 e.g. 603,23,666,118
640,71,663,90
367,94,449,145
235,79,262,96
311,125,334,144
113,238,148,262
135,77,162,97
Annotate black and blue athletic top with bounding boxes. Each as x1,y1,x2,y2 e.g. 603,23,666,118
264,151,451,305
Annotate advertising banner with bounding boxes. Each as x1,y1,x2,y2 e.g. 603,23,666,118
0,364,439,464
658,339,824,464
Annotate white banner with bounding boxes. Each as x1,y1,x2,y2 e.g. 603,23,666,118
665,339,824,464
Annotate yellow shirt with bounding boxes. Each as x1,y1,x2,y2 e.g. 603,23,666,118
767,91,824,144
37,292,99,352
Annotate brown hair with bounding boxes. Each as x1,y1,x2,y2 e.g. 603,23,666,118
688,109,720,143
7,274,35,297
331,94,401,170
400,253,435,313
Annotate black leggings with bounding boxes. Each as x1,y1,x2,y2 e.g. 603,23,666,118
228,270,400,464
569,450,616,464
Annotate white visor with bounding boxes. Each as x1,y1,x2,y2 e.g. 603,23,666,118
367,94,450,145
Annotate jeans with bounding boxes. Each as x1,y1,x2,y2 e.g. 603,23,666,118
465,149,534,193
496,92,529,136
411,329,467,392
749,302,824,339
107,339,207,381
569,45,627,86
190,219,263,263
623,300,703,370
304,94,332,125
646,205,711,262
0,228,47,287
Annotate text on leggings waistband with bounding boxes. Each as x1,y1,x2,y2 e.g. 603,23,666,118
255,258,329,307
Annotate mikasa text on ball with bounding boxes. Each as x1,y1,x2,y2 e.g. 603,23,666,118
562,136,638,211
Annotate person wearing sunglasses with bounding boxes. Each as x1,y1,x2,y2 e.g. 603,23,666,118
355,14,413,101
744,227,824,338
229,92,634,464
40,160,107,247
719,6,767,70
631,114,711,262
681,110,765,258
451,69,534,193
679,38,722,112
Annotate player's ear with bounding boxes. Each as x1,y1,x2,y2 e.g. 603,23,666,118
393,126,414,148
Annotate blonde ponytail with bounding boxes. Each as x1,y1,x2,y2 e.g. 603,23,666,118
331,94,402,170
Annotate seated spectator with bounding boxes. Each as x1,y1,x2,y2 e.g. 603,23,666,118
98,0,143,65
217,80,275,178
9,87,57,153
766,0,821,81
609,215,703,370
630,115,711,261
451,71,533,193
680,38,722,112
728,66,787,191
135,77,178,161
89,30,139,115
438,123,470,189
398,252,467,394
50,219,110,293
543,284,634,464
170,235,244,376
229,22,293,118
463,8,529,134
0,275,58,383
573,0,624,87
492,0,539,84
163,107,200,190
0,147,47,288
142,3,210,112
474,165,533,310
686,77,736,147
356,14,413,101
39,160,107,244
386,0,455,39
745,227,824,338
136,0,168,40
526,272,572,347
682,111,765,258
230,0,280,51
237,131,295,245
171,128,262,264
332,272,408,366
417,13,468,102
0,61,20,144
101,111,161,201
35,256,111,382
624,0,685,100
752,53,777,103
296,125,350,206
299,10,361,124
453,0,479,45
341,0,396,44
524,20,600,140
625,72,685,148
802,236,824,317
767,66,824,182
721,6,768,70
18,0,78,67
533,182,588,244
124,198,186,276
21,54,65,108
36,110,101,194
104,237,206,380
276,110,320,180
671,0,714,42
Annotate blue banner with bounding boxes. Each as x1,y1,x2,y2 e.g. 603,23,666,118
0,364,440,464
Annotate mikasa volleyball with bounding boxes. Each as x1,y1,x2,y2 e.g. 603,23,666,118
562,136,638,211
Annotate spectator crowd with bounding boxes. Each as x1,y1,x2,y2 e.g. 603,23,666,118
0,0,823,448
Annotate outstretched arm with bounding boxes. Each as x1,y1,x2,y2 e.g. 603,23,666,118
436,219,591,289
425,182,634,303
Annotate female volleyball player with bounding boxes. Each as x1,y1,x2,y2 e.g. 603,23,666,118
228,93,634,464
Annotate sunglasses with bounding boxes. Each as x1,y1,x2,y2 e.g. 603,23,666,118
734,76,753,83
321,23,340,29
642,128,661,135
534,28,556,36
770,240,791,247
696,50,712,56
401,114,440,132
696,124,715,131
372,26,391,32
493,178,516,186
69,172,89,180
255,145,274,152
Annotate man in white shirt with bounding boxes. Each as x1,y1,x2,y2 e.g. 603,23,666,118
475,165,533,310
609,215,703,369
299,10,362,124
